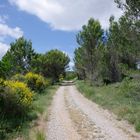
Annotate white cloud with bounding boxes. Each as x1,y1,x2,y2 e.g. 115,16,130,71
0,14,23,58
0,23,23,59
0,42,10,59
0,24,23,38
69,61,74,69
9,0,123,31
0,23,23,58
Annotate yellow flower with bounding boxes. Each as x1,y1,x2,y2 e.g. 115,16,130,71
4,80,34,106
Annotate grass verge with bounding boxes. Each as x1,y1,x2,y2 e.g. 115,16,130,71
23,85,58,140
76,79,140,132
35,130,46,140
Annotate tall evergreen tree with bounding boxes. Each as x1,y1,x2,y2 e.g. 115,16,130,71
33,49,70,82
75,18,103,84
1,37,36,77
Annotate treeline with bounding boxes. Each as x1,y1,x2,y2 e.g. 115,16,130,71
0,37,70,82
74,0,140,85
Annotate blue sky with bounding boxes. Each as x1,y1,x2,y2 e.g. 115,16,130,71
0,0,122,67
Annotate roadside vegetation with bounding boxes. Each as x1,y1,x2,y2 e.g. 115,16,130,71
23,85,58,140
76,77,140,132
0,37,69,139
0,72,58,140
75,0,140,132
64,71,77,81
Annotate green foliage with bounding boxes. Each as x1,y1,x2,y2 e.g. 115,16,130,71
108,15,139,68
102,45,121,83
0,78,5,92
115,0,140,18
65,71,77,81
0,79,34,139
11,73,51,92
0,80,34,117
114,0,140,69
43,49,70,82
45,78,52,87
76,81,95,98
59,74,64,82
0,81,57,140
0,38,70,84
30,54,45,74
26,86,58,140
75,18,103,84
74,1,140,84
35,131,45,140
33,49,70,82
119,78,140,101
1,37,36,77
136,121,140,132
74,47,86,80
25,72,47,92
11,74,25,82
0,61,8,79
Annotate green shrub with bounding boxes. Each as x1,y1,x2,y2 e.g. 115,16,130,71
65,71,77,81
59,74,64,82
0,78,5,92
36,131,45,140
135,120,140,132
119,78,140,101
25,72,47,92
11,74,25,82
0,79,34,139
0,80,34,117
46,78,52,87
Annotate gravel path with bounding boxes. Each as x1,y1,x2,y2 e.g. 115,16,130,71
46,86,81,140
46,85,140,140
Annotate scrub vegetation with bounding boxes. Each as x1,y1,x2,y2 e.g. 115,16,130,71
0,38,69,139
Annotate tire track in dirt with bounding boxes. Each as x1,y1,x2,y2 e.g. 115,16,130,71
46,86,81,140
65,93,109,140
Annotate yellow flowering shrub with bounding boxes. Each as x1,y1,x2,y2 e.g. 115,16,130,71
25,72,46,92
0,80,34,117
5,81,33,105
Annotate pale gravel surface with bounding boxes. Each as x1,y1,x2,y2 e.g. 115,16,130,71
46,85,140,140
46,86,81,140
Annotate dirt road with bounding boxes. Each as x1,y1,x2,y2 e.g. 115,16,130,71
46,85,140,140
